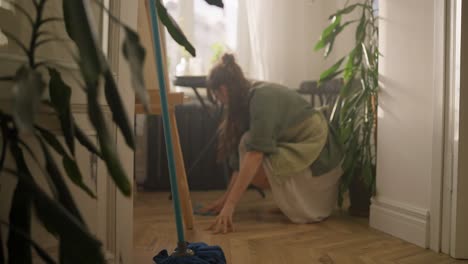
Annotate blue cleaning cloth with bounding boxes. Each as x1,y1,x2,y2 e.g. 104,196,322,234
193,203,217,216
153,242,226,264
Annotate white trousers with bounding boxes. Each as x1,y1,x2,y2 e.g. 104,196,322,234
239,132,342,224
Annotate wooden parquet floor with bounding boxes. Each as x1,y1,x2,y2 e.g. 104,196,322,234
134,191,467,264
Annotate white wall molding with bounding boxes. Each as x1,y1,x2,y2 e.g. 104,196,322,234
370,197,430,248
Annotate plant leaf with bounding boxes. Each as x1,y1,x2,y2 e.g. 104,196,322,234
37,138,84,224
33,187,104,264
0,220,56,264
62,0,104,83
63,156,96,198
122,27,150,113
356,12,367,43
87,81,131,196
319,57,345,84
74,123,102,158
36,127,95,197
361,43,371,68
12,66,46,133
340,77,356,98
4,167,105,264
104,70,135,149
324,35,336,58
314,15,342,51
362,160,373,187
0,226,3,263
8,142,34,264
154,0,196,56
36,126,67,156
48,68,75,155
204,0,224,8
0,123,8,171
344,48,361,82
7,182,32,264
329,4,359,19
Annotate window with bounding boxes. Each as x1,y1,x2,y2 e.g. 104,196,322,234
162,0,238,86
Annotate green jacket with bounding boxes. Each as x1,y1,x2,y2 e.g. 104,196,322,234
230,82,333,182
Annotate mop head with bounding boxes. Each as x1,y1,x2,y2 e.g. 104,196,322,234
153,242,226,264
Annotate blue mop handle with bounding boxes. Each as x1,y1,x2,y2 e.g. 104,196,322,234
148,0,185,244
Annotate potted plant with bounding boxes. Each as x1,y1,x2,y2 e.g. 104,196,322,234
0,0,221,262
315,0,379,216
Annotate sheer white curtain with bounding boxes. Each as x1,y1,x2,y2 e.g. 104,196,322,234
236,0,336,88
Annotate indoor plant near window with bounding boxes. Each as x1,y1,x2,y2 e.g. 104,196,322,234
0,0,220,262
315,0,379,216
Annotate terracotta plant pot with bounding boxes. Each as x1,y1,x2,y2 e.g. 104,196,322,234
348,175,372,217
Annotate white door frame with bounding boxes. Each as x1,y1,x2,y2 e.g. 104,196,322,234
440,0,461,255
437,0,468,259
429,0,449,253
105,0,138,263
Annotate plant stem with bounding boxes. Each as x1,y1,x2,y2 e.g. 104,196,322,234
29,0,47,68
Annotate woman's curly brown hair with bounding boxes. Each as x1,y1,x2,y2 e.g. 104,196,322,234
207,53,251,161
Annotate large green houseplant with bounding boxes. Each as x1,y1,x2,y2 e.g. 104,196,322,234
315,0,379,215
0,0,220,263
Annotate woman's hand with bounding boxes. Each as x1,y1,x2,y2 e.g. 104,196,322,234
207,203,235,234
196,196,225,215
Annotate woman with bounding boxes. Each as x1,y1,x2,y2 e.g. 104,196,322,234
201,53,342,234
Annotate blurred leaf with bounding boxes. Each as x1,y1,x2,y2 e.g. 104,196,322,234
344,48,357,82
204,0,224,8
8,142,33,264
5,167,105,264
74,123,102,158
37,138,84,224
361,43,371,68
329,4,359,19
12,66,46,133
63,157,96,198
1,30,29,55
36,126,67,156
155,0,196,56
362,161,373,187
36,127,95,197
48,68,75,155
314,15,342,51
2,0,33,24
7,183,32,264
340,77,356,98
319,57,345,83
0,220,56,264
324,36,336,58
356,12,367,43
104,70,135,150
63,0,104,83
87,81,131,196
33,187,104,264
0,123,7,171
122,27,150,113
0,227,3,263
339,122,353,145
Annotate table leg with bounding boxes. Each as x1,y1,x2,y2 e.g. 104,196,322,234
169,112,194,230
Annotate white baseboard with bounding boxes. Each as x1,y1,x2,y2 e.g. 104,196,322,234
370,197,430,248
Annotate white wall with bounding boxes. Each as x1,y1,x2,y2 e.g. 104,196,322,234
370,0,440,248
